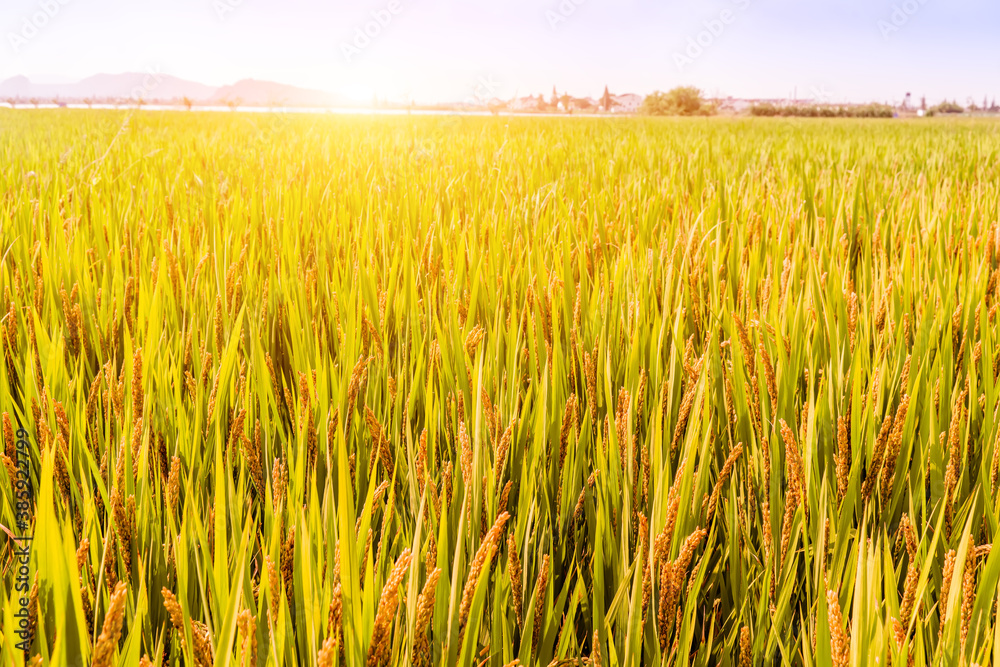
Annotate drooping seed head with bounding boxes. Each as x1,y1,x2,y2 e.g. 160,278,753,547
92,582,128,667
367,548,412,667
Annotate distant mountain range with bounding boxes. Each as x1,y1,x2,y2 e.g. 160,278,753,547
0,73,351,107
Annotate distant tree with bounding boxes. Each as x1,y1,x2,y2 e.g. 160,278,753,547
550,86,559,109
5,98,16,108
926,100,964,116
182,96,194,111
29,98,40,109
920,96,926,111
641,91,671,115
750,102,892,118
602,85,612,112
559,92,572,112
641,87,714,116
83,97,94,109
225,97,242,111
749,102,781,117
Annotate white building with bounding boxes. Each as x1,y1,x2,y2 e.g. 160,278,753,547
612,93,643,113
510,96,540,112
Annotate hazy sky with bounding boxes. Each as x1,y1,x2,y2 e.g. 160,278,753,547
2,0,998,104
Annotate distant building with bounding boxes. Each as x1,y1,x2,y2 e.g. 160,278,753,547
510,92,638,114
612,94,642,113
713,97,743,113
569,96,598,111
510,96,539,112
732,98,795,112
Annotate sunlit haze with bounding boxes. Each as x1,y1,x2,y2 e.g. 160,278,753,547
2,0,999,104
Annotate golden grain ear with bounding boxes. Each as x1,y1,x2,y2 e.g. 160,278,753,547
7,107,994,666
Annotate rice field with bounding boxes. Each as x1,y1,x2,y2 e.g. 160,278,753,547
1,110,999,666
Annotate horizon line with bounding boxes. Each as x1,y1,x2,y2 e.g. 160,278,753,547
0,72,987,109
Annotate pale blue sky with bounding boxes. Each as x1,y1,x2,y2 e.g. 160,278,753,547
1,0,998,104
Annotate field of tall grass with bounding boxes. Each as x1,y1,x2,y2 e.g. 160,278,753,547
1,111,999,666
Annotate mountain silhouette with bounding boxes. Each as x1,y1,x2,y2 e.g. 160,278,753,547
0,73,349,106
